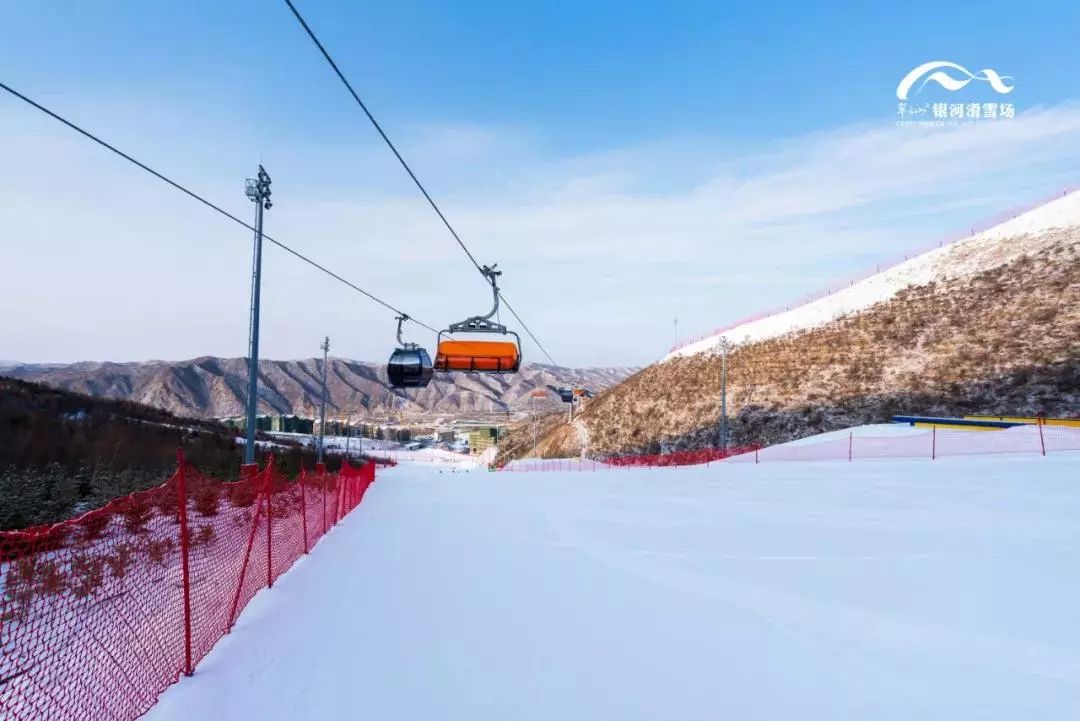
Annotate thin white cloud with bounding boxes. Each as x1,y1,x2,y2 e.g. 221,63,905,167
2,101,1079,366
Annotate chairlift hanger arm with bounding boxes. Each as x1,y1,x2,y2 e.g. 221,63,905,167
395,314,411,347
446,263,507,334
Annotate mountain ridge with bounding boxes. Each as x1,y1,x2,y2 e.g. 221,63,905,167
4,357,635,420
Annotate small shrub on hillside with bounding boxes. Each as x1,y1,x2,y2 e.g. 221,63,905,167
104,543,135,580
192,524,216,549
122,497,152,534
194,485,221,516
3,557,39,619
228,484,257,508
144,537,175,567
37,559,67,597
70,555,105,599
80,511,112,542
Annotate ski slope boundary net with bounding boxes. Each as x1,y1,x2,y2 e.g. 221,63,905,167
500,447,757,472
729,424,1080,463
0,455,376,721
500,426,1078,471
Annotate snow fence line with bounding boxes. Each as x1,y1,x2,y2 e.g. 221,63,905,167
499,447,758,472
0,453,378,721
729,423,1080,463
499,424,1080,470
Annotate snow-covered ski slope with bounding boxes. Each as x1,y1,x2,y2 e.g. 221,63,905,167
144,451,1080,721
666,189,1080,359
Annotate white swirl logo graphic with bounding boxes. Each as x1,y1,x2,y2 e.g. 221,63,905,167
896,61,1014,101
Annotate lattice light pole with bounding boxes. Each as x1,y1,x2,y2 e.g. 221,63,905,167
243,165,272,465
344,410,352,460
318,336,330,463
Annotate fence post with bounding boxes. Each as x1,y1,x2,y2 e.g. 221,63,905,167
299,468,309,554
265,459,273,589
931,426,936,460
340,467,346,515
331,474,338,524
176,450,193,677
228,489,264,629
755,445,759,464
336,474,344,522
1038,417,1046,456
318,463,327,535
848,432,853,462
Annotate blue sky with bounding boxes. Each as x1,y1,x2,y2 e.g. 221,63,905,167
2,0,1079,366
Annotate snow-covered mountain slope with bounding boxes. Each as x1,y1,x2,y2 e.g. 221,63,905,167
667,189,1080,359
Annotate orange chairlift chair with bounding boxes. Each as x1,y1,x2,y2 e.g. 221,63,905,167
435,264,522,374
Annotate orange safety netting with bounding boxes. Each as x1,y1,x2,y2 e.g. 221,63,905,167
0,455,376,721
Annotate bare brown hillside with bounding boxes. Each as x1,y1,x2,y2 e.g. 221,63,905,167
514,227,1080,459
493,410,582,465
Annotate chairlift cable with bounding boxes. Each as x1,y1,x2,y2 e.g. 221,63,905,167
280,0,560,367
0,80,438,334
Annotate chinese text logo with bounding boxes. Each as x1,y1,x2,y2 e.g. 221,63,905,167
895,61,1015,127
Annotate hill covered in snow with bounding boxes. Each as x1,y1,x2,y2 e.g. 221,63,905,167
514,189,1080,457
669,189,1080,358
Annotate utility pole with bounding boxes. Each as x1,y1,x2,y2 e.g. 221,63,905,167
318,337,330,463
243,165,272,465
673,318,679,348
344,410,352,460
718,337,730,451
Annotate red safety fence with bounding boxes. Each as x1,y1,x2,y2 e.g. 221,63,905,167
0,453,376,721
501,425,1080,471
365,453,398,467
604,447,757,467
728,424,1080,463
500,447,757,472
500,458,611,472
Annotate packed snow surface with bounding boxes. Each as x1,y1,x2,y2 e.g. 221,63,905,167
667,189,1080,359
144,452,1080,721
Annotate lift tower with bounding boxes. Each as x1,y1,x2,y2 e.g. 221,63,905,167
243,165,272,465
